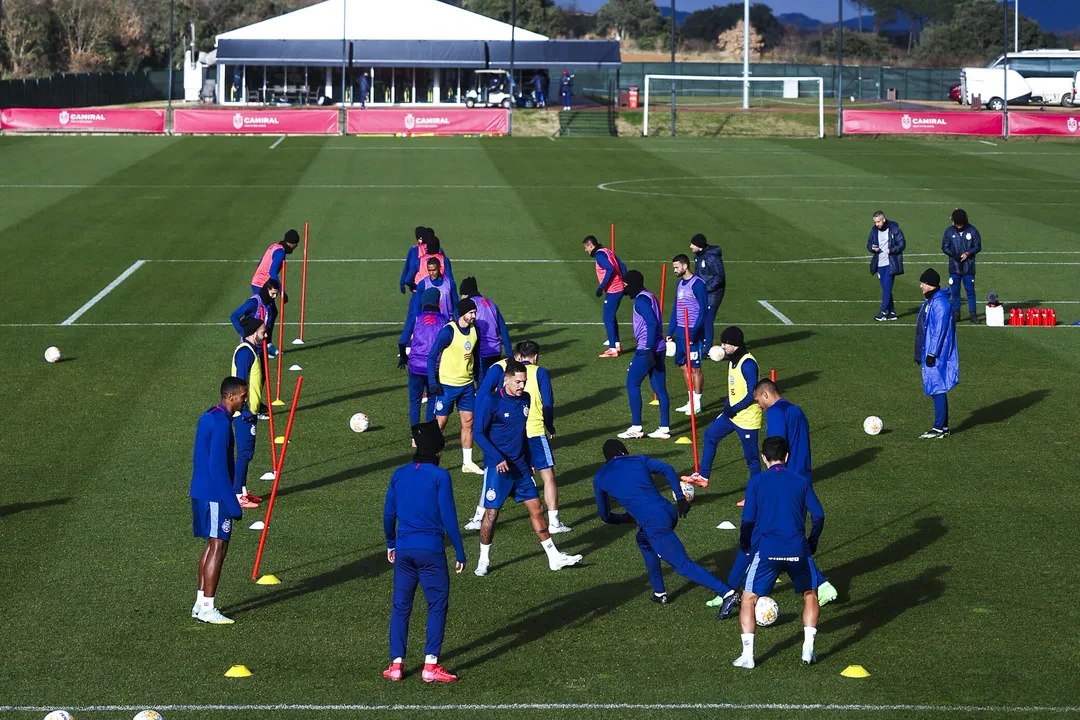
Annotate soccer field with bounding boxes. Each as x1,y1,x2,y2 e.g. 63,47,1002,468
2,134,1079,719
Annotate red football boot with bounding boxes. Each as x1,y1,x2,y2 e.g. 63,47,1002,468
422,663,458,683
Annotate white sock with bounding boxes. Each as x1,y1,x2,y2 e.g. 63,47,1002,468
242,486,248,496
392,656,403,664
425,654,438,665
627,425,642,431
479,543,491,565
463,447,474,465
236,492,244,502
741,632,755,658
540,537,559,559
693,392,702,405
196,590,204,604
472,505,485,522
547,510,560,526
201,596,214,611
803,626,817,650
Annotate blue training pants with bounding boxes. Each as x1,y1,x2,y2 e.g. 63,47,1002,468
932,392,949,430
700,415,760,481
627,351,670,427
877,271,896,315
232,414,257,493
602,291,622,347
726,548,827,591
408,372,436,427
703,292,724,350
390,548,450,660
635,505,732,597
949,273,976,314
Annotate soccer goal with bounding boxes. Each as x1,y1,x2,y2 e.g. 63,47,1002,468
642,75,825,139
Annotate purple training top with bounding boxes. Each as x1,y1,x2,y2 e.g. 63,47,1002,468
675,275,704,327
409,310,449,375
473,295,501,358
416,277,454,318
633,290,666,353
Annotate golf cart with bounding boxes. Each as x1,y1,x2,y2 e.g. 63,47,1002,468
465,70,512,109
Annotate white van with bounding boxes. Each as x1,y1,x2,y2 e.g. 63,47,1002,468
959,67,1031,110
961,50,1080,109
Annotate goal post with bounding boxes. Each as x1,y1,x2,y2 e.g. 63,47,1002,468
642,75,825,139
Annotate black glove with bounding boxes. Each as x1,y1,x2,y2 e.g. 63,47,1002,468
644,349,656,369
397,344,408,370
282,292,289,304
676,496,691,519
399,284,407,295
809,539,819,555
925,354,936,367
406,281,417,293
430,382,444,397
596,287,604,298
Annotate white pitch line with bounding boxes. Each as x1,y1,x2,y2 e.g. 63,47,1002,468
269,135,285,150
59,260,145,326
6,320,1076,330
769,299,1080,304
758,300,795,325
979,140,998,146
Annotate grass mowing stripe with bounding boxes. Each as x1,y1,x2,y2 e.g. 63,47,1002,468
58,260,145,325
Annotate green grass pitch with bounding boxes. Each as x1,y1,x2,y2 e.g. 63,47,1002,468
2,134,1079,719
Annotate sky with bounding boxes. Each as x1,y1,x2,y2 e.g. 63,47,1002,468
559,0,866,22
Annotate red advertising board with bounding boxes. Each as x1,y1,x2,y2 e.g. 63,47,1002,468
347,108,507,136
0,107,165,133
1008,112,1080,136
843,110,1003,136
172,109,339,135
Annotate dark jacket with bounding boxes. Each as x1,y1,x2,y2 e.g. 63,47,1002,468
695,244,726,299
915,287,959,396
866,220,906,276
942,224,981,276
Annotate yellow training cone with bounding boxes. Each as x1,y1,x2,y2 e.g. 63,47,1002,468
274,436,285,444
649,399,660,406
256,574,281,585
224,664,252,678
841,665,870,678
674,437,692,444
271,399,286,407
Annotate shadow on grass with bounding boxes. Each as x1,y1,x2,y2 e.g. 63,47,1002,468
826,516,948,603
290,329,400,353
952,389,1050,434
0,498,72,517
814,447,882,483
559,386,623,417
300,382,400,412
752,331,815,350
775,371,820,392
276,452,411,498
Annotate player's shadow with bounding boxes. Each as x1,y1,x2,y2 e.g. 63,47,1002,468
546,364,585,382
507,323,565,342
442,574,648,671
559,386,623,416
813,447,882,483
224,549,389,615
775,371,820,392
952,389,1049,434
289,329,399,353
752,331,814,350
276,452,410,498
0,497,71,517
300,383,400,412
490,519,637,574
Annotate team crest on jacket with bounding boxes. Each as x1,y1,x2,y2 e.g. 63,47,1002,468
464,341,473,351
222,519,232,533
486,488,496,501
523,406,529,417
250,425,257,436
436,400,444,411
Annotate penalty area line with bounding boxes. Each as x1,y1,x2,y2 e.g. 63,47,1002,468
758,300,794,326
269,135,286,150
59,260,146,326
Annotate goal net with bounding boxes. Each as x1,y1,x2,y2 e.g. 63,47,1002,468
642,75,825,139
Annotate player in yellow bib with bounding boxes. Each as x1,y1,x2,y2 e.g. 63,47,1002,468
428,299,483,475
230,316,268,509
683,327,761,496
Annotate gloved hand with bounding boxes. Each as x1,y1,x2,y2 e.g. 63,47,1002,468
644,349,656,369
397,344,408,370
676,496,691,519
282,292,289,304
399,284,407,295
406,282,417,293
809,538,819,555
596,287,604,298
430,383,444,398
925,354,936,367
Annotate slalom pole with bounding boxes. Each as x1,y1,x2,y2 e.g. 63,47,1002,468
652,261,667,404
610,223,615,253
252,375,304,580
683,307,699,474
261,340,278,471
293,222,309,345
273,261,286,406
771,368,776,383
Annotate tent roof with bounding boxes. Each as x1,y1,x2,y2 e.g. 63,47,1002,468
217,0,548,43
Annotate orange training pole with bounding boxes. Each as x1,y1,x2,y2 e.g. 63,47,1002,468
274,261,286,404
296,222,309,344
610,223,615,253
262,340,278,470
683,307,699,473
252,375,304,580
771,368,776,383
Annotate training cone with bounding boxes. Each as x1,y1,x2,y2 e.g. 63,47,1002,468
674,437,692,444
260,471,276,481
289,364,302,371
256,574,281,585
716,521,736,530
224,664,252,678
275,436,285,444
272,399,286,407
649,399,660,406
841,665,870,678
291,338,305,345
249,520,265,530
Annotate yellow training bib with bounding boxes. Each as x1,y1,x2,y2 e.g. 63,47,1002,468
728,352,761,430
494,360,546,437
438,321,477,386
231,341,263,415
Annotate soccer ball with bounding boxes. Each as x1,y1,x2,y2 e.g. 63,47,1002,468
708,345,725,362
349,412,370,433
133,712,164,720
44,712,74,720
755,596,779,627
863,415,883,436
672,481,695,503
44,346,62,363
665,339,676,357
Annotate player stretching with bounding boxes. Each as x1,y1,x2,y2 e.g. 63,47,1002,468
382,421,464,684
594,439,738,610
399,288,448,429
668,254,706,416
583,235,627,358
229,317,267,509
428,299,483,475
683,326,760,497
618,270,670,440
733,437,824,669
470,341,570,534
473,360,582,576
459,276,512,376
189,377,247,625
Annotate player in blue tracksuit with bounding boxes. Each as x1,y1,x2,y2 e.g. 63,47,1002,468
617,270,670,440
382,421,465,684
690,234,726,351
733,436,825,669
399,227,432,294
403,259,458,338
472,359,581,576
667,254,707,415
594,439,738,609
399,289,448,427
916,268,959,439
459,276,512,376
230,279,279,348
229,317,267,509
941,208,982,324
584,235,628,355
189,377,247,625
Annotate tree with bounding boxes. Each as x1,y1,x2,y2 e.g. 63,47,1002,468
822,28,890,61
55,0,113,71
462,0,567,38
716,19,762,60
595,0,663,42
1,0,53,76
917,0,1049,62
681,3,781,51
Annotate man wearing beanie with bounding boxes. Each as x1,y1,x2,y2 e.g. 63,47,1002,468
941,208,982,324
618,269,671,440
915,268,959,438
689,234,726,351
409,232,455,296
428,298,484,474
400,288,450,429
683,326,761,497
229,316,267,509
230,279,280,357
382,421,465,684
402,256,457,350
459,276,512,376
582,234,628,358
250,228,299,295
593,439,738,609
399,226,433,294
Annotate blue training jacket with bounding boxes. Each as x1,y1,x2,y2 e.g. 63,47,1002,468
189,405,242,517
384,461,466,564
765,398,811,480
942,224,982,276
474,387,531,474
916,287,959,396
593,455,683,526
741,463,824,557
866,220,906,277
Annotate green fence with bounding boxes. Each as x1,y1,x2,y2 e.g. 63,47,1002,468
0,70,183,109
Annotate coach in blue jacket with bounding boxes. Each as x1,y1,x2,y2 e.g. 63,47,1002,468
942,208,982,324
915,269,958,439
866,211,905,322
690,233,726,350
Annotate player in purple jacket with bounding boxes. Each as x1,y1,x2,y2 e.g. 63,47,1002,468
618,270,670,440
459,276,512,376
667,255,707,416
401,258,457,348
399,289,450,431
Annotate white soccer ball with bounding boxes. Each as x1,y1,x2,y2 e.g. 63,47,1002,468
665,339,676,357
44,712,74,720
349,412,370,433
863,415,883,436
672,481,695,503
755,596,779,627
44,346,62,363
133,712,164,720
708,345,725,362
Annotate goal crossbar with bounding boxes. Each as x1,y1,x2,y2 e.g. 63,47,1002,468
643,75,825,139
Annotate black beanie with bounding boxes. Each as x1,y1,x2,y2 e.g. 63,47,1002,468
603,439,629,461
920,268,941,287
415,226,426,240
240,316,264,338
720,326,744,347
457,298,477,316
459,276,479,297
282,229,300,246
623,269,645,297
412,421,445,458
425,235,441,255
691,233,708,249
